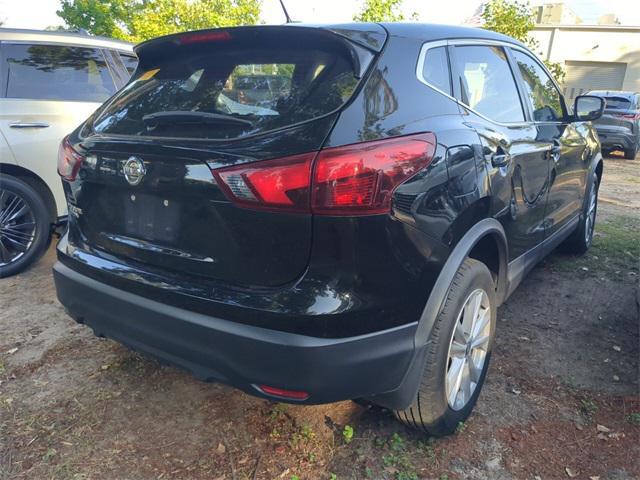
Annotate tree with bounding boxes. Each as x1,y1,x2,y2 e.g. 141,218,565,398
353,0,410,22
57,0,261,42
480,0,565,81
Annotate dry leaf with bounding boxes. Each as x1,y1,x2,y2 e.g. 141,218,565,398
216,442,226,454
566,467,579,477
596,424,611,433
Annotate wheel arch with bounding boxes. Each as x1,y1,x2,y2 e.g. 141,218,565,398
367,216,508,410
0,163,57,225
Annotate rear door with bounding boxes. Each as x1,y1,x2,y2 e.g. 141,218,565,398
449,43,550,260
509,48,586,239
0,42,118,216
70,27,380,287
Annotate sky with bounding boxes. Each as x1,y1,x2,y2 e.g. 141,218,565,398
1,0,639,31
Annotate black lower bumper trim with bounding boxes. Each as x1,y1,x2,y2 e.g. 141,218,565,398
53,261,417,404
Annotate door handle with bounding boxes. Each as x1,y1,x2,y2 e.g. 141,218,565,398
9,122,50,129
491,151,511,167
549,141,561,162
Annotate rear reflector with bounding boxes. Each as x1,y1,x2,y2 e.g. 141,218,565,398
258,385,310,401
57,136,85,181
212,132,436,215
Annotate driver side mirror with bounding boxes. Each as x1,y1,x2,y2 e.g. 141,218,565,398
574,95,605,121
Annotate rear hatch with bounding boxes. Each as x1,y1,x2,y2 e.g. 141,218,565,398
71,25,383,287
593,94,638,135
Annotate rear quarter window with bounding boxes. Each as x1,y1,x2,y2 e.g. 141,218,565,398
3,43,116,102
92,39,360,140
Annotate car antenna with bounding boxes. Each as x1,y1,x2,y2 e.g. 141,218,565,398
279,0,294,23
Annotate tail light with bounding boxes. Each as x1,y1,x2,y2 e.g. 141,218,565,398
614,113,640,120
58,136,85,181
212,153,315,213
312,133,436,214
212,132,436,215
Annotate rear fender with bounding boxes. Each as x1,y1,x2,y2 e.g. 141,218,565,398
367,217,507,410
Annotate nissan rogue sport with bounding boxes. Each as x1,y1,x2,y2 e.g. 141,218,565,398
53,23,604,436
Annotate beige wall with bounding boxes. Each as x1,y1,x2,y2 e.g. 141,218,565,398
530,26,640,92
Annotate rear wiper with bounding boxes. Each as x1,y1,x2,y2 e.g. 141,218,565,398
142,111,253,127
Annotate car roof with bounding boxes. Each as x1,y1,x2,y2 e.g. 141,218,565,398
377,22,526,46
0,27,134,53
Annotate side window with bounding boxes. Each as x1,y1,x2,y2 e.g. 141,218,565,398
119,54,138,77
3,43,116,102
512,50,564,122
452,45,524,123
421,46,451,95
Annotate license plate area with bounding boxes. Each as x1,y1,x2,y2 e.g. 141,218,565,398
123,193,180,243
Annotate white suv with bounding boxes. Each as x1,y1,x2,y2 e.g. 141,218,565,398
0,28,135,277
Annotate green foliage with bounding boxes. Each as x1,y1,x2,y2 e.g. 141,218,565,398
57,0,261,42
342,424,354,444
455,421,467,433
481,0,565,82
627,412,640,425
353,0,407,22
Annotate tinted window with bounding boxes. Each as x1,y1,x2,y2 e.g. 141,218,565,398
512,50,563,122
602,96,632,110
453,45,524,123
422,47,451,95
3,44,116,102
93,42,359,140
120,54,138,75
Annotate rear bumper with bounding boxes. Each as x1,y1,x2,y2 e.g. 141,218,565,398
53,261,417,404
595,130,638,151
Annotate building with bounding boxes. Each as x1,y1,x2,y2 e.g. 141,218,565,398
531,24,640,101
534,3,582,25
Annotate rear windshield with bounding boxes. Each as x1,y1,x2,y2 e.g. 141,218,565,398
92,37,360,140
603,96,632,110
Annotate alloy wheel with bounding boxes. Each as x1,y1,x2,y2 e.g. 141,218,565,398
0,189,37,267
445,288,491,411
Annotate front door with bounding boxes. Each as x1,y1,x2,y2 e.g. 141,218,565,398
509,49,587,238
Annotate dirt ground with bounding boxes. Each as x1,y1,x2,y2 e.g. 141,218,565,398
1,155,639,480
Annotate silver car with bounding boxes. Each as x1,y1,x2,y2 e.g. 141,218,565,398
0,28,135,277
587,90,640,160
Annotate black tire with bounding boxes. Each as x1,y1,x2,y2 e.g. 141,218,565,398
623,145,637,160
394,258,496,436
0,175,51,278
561,171,599,255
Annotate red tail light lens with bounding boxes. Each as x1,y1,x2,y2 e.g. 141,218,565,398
57,136,85,181
212,152,315,213
212,133,436,215
615,113,640,120
178,31,231,45
257,385,310,401
312,133,436,215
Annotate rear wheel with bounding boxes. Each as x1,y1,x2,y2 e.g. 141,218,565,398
623,145,637,160
394,258,496,436
0,176,51,278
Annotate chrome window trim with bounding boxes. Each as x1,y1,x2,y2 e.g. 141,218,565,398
416,38,565,128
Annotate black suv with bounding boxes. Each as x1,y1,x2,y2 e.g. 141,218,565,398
53,24,604,436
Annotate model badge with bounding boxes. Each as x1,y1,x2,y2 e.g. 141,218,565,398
123,157,146,186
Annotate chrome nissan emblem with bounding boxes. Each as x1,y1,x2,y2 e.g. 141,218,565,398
123,156,146,186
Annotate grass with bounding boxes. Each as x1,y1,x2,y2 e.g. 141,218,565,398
545,215,640,276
